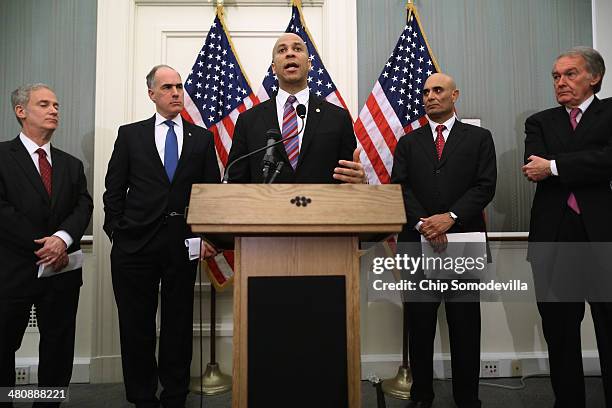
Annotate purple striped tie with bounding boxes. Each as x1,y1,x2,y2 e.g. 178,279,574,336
282,95,299,169
567,108,581,214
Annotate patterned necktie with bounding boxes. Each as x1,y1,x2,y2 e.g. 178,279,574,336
164,120,179,182
36,148,52,196
567,108,581,214
435,124,446,159
282,95,299,169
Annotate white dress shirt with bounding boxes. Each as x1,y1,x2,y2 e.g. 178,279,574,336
19,132,73,248
275,87,310,149
550,94,594,176
154,112,184,164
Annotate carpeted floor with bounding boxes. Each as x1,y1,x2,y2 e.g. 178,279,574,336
11,376,607,407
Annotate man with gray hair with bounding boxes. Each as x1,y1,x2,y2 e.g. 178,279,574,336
104,65,220,408
523,46,612,407
0,83,92,406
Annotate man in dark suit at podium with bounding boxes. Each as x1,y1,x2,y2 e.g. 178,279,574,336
103,65,220,408
226,32,366,184
391,73,497,408
0,83,92,406
522,46,612,408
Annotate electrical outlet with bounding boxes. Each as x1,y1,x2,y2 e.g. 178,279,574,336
15,367,30,385
511,359,522,377
481,360,499,378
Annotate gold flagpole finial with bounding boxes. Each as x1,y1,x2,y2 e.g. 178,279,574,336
292,0,303,8
216,0,224,18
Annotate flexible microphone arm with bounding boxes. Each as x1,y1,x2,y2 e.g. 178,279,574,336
222,103,307,183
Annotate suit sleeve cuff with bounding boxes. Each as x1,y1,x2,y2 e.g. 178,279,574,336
550,160,558,176
53,231,73,249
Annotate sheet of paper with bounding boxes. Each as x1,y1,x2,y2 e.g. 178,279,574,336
185,238,201,261
37,250,84,278
420,232,487,278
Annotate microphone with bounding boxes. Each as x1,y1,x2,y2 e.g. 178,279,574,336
296,103,307,120
222,103,308,183
261,129,281,181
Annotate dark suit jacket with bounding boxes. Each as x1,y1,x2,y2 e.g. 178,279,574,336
0,137,92,298
391,120,497,243
525,97,612,243
226,94,356,183
103,115,221,254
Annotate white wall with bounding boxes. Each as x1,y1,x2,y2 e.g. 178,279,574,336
593,0,612,98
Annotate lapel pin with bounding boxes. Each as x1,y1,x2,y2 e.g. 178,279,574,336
188,132,192,137
316,108,321,113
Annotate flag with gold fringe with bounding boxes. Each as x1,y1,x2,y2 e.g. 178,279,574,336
355,2,441,185
256,0,349,110
181,5,259,290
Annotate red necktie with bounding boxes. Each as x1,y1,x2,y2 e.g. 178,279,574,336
567,108,581,214
36,148,52,196
435,124,446,159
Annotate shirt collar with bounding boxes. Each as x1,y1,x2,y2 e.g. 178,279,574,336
566,94,594,114
427,114,457,134
155,112,183,128
19,132,51,157
277,87,310,107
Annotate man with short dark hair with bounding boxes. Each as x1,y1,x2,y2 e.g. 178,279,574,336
104,65,220,408
523,46,612,408
0,83,92,407
227,33,365,183
392,73,497,408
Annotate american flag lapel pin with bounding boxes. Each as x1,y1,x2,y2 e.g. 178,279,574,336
316,108,321,113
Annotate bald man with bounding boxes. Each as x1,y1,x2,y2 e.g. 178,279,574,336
227,32,365,183
391,73,497,408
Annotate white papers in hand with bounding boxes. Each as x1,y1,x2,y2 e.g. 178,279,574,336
37,250,84,278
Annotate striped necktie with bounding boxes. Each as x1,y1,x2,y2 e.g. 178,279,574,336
282,95,299,169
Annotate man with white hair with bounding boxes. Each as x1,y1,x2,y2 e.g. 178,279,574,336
0,83,92,407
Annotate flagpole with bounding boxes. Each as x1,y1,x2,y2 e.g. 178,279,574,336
189,2,232,397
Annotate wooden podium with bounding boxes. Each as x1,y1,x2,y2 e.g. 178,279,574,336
188,184,406,408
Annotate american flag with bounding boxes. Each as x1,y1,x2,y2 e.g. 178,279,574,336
182,8,258,290
182,9,259,174
355,4,440,184
256,1,349,111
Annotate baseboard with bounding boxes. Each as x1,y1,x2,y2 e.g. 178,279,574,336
360,351,602,380
15,358,91,384
17,351,603,384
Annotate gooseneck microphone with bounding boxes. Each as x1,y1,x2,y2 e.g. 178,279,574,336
261,129,281,181
222,103,307,183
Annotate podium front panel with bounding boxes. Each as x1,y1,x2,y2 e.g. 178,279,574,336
248,276,348,407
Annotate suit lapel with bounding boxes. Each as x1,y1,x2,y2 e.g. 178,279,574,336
264,98,290,165
414,126,438,166
551,106,572,151
297,94,323,168
50,146,67,209
438,120,467,166
9,137,50,203
173,120,196,181
142,115,169,183
572,97,602,147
